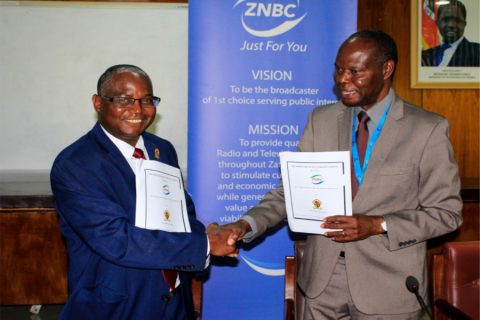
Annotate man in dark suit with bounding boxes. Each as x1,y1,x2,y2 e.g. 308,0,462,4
51,65,237,320
422,0,479,67
216,30,463,319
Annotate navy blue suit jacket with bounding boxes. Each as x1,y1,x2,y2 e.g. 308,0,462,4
422,37,480,67
51,122,208,320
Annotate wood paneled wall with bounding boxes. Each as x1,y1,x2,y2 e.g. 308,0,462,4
358,0,479,178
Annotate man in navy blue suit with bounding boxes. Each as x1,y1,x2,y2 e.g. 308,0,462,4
422,0,479,67
51,65,237,320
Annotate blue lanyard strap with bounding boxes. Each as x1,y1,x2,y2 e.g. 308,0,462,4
351,102,391,185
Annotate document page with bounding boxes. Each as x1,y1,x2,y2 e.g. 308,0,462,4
280,151,352,234
135,160,191,233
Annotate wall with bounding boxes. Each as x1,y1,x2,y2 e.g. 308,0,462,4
0,1,189,174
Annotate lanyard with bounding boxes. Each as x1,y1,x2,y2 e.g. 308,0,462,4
352,102,391,185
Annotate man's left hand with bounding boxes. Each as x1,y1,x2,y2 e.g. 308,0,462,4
322,215,384,242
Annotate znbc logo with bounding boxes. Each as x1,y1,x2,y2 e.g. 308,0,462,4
233,0,307,37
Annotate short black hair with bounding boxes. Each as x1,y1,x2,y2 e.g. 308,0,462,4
437,0,467,21
345,29,398,79
97,65,149,95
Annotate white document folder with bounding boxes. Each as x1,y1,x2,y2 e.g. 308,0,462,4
135,159,191,233
280,151,352,234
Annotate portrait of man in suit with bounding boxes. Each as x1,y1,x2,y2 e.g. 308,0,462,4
213,30,463,319
50,65,237,320
421,0,480,67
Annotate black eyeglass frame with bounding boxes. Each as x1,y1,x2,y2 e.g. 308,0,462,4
100,95,161,108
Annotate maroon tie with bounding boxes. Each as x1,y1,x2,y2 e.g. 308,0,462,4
132,148,178,290
133,148,146,160
351,111,370,199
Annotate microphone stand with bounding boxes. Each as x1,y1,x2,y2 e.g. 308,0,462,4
411,284,433,320
406,276,433,320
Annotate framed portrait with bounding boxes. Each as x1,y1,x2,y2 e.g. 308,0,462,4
411,0,480,89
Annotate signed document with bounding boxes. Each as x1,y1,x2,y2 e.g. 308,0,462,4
280,151,352,234
135,160,191,233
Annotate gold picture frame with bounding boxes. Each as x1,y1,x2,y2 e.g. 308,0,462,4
411,0,479,89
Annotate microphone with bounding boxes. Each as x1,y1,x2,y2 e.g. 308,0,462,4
406,276,433,320
406,276,420,293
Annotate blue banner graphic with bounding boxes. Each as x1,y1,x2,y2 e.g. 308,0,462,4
188,1,357,318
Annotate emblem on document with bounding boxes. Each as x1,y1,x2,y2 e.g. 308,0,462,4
312,199,322,210
155,149,160,159
163,185,170,195
310,174,324,185
164,210,170,221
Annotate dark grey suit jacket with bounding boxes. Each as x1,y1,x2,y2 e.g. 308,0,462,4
422,37,480,67
243,93,463,315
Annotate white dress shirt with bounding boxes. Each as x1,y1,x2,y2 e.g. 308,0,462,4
438,36,464,67
101,125,149,171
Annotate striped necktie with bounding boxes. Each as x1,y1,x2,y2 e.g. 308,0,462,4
433,44,451,67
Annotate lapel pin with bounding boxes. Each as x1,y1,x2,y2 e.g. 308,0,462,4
155,148,160,159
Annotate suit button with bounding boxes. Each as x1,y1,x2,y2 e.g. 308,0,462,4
190,265,195,269
399,242,404,246
162,295,168,301
174,266,178,270
180,266,184,270
413,239,417,243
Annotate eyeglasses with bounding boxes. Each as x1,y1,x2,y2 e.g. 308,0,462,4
100,95,161,108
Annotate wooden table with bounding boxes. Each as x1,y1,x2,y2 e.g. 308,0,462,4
0,182,67,305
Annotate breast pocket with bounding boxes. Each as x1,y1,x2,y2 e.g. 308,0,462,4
379,165,415,176
375,165,417,207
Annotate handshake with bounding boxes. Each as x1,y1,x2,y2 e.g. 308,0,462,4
204,214,388,256
205,220,252,257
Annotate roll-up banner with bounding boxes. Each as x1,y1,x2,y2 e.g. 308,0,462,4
188,1,357,318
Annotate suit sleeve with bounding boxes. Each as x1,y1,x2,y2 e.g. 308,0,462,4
242,108,316,241
51,158,208,271
381,118,463,251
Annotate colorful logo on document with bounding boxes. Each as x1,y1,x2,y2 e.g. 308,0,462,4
312,199,322,210
155,149,160,159
164,210,170,221
163,185,170,195
310,175,324,185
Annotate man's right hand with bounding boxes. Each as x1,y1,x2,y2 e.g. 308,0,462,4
222,220,252,245
205,220,252,257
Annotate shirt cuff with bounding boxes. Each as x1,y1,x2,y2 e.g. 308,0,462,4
205,234,210,269
381,216,388,232
241,216,257,240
